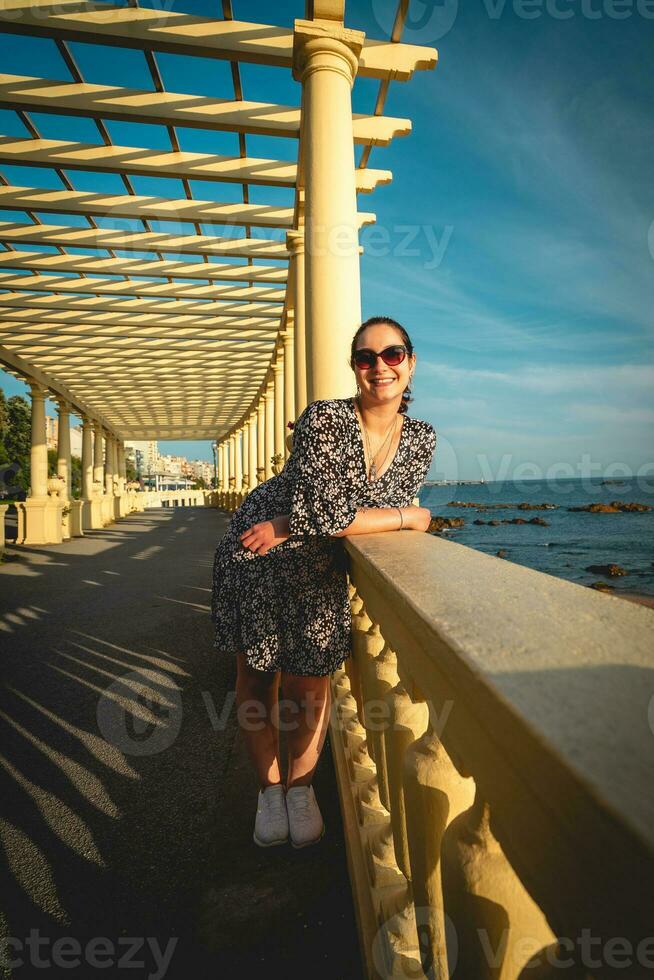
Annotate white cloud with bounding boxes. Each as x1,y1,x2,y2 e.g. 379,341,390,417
420,360,654,396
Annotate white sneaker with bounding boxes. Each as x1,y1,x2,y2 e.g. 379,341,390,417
286,784,325,848
253,784,289,847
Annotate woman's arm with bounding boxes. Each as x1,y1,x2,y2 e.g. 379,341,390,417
331,505,431,536
239,505,431,554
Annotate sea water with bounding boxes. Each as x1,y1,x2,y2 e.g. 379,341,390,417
418,476,654,597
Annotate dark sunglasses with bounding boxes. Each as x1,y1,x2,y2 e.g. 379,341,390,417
353,344,408,370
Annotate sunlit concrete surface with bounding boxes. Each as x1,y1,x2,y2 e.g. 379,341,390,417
0,507,362,979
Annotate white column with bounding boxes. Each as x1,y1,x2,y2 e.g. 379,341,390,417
256,399,265,484
282,325,296,457
221,441,226,492
242,421,250,491
228,433,236,489
55,399,72,502
104,432,114,497
264,382,275,481
287,230,308,416
273,354,285,461
81,416,94,500
93,421,104,493
248,412,257,487
28,381,48,498
234,428,243,492
293,20,364,401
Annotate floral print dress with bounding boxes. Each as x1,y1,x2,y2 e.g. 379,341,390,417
210,397,437,676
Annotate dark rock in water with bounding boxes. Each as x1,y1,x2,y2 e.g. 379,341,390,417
489,519,501,526
510,518,527,524
473,519,486,525
517,502,557,510
496,549,508,558
568,500,651,513
585,563,627,578
428,516,465,534
589,581,615,592
529,517,550,526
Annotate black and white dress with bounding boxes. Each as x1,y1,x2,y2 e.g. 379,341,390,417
211,397,437,677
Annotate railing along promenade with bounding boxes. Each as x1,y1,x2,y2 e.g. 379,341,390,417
216,487,653,980
1,488,213,550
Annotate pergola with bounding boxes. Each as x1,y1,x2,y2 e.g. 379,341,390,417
0,0,437,543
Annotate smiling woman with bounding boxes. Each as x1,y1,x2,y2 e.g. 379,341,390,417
210,316,437,847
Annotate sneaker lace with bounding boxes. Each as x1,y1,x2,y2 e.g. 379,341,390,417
289,788,311,821
264,788,286,817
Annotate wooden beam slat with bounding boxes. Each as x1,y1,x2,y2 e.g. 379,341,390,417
0,250,288,284
0,182,296,229
0,135,392,192
0,4,438,81
0,290,282,319
0,74,411,145
0,272,286,303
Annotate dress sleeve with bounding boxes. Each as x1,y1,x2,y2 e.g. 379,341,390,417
407,425,437,501
288,400,359,536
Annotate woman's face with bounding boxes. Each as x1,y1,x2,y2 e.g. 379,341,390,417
354,323,416,408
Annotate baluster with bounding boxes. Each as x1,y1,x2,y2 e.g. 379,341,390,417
442,787,554,980
403,691,475,979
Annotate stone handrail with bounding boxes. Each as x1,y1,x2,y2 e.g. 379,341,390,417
332,530,654,980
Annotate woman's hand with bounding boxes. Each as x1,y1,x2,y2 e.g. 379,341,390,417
239,515,290,556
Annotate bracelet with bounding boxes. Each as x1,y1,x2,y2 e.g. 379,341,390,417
396,506,403,530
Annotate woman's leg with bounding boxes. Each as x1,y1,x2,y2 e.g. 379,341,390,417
280,672,332,789
236,652,282,790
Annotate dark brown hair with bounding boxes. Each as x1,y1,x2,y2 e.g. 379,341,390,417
349,315,414,415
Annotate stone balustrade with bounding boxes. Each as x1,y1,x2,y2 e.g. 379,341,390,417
330,530,654,980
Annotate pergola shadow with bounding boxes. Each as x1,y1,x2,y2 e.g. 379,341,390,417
0,507,363,978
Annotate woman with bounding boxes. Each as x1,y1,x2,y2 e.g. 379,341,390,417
211,315,437,849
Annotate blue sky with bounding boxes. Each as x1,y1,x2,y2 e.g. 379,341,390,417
0,0,652,480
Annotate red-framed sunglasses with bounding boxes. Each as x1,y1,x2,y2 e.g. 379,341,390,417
353,344,408,370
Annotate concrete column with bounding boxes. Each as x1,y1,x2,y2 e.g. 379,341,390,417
234,429,243,492
293,20,364,401
55,399,72,539
103,432,115,524
228,433,236,488
282,325,296,457
264,382,275,481
219,442,228,492
248,412,257,488
104,433,113,496
242,421,250,491
115,438,126,517
272,354,285,462
81,417,94,499
81,415,102,530
256,399,265,484
17,380,62,545
93,421,104,492
55,399,71,501
28,381,49,498
287,230,308,415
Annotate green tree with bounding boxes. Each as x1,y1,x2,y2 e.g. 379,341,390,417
5,395,31,492
0,388,8,466
71,455,82,498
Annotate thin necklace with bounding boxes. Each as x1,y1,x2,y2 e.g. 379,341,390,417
355,397,398,482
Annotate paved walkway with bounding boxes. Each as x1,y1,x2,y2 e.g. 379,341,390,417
0,506,363,979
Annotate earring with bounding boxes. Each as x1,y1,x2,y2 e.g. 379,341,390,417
355,383,361,395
